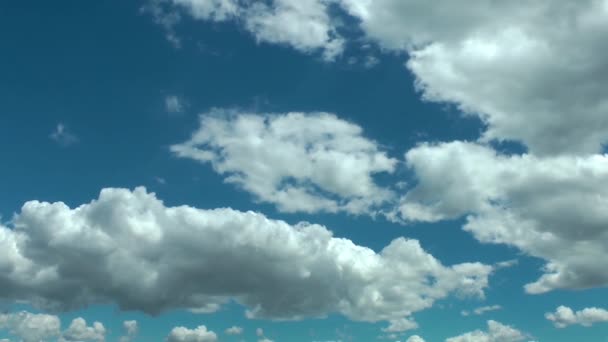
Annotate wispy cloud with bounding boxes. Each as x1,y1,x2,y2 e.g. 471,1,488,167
49,123,78,146
165,95,184,114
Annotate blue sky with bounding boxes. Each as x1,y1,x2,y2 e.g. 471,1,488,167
1,1,608,341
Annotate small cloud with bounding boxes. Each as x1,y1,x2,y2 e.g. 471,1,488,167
50,123,78,146
165,95,184,113
154,177,167,185
462,305,502,316
363,55,380,68
225,326,243,335
495,259,518,269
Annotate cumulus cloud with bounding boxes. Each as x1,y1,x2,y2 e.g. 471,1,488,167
146,0,343,60
0,312,106,342
60,318,106,342
343,0,608,155
224,326,243,335
171,110,397,215
546,305,608,328
150,0,608,154
0,187,491,327
166,325,217,342
396,141,608,293
119,320,139,342
406,336,426,342
0,311,61,342
446,320,526,342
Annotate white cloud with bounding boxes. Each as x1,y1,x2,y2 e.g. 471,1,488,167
0,187,491,325
119,320,138,342
446,320,526,342
224,326,243,335
342,0,608,155
546,305,608,328
382,317,417,333
148,0,343,60
171,110,397,215
396,141,608,293
167,325,218,342
406,336,425,342
165,95,184,113
462,305,502,317
0,311,61,342
49,123,78,146
146,1,608,152
256,328,264,337
60,317,106,342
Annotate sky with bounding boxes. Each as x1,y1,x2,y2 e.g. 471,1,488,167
1,0,608,341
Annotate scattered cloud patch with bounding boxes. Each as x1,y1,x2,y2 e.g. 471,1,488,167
224,326,243,335
60,317,105,342
546,306,608,328
0,311,61,342
446,320,527,342
165,95,184,114
119,320,138,342
166,325,218,342
462,305,502,317
49,123,78,146
171,110,397,215
406,336,425,342
145,0,344,60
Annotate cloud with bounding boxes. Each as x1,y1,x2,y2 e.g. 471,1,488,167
406,336,426,342
445,320,527,342
546,305,608,328
462,305,502,317
166,325,218,342
0,187,491,326
0,311,61,342
396,141,608,293
171,110,397,215
119,320,139,342
382,317,417,333
224,326,243,335
342,0,608,155
60,317,106,342
145,0,343,60
150,0,608,154
165,95,184,113
49,123,78,146
0,312,105,342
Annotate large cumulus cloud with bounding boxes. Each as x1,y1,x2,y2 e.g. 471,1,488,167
0,187,491,330
395,141,608,293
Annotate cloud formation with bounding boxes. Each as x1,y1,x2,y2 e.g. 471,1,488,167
167,325,218,342
119,320,139,342
0,187,491,329
0,312,105,342
224,326,243,335
60,317,106,342
396,141,608,293
0,311,61,342
445,320,526,342
146,0,344,60
546,306,608,328
150,0,608,154
462,305,502,317
171,110,397,215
